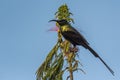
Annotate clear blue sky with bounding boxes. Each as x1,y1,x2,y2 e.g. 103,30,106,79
0,0,120,80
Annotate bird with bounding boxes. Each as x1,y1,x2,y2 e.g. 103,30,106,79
49,19,114,75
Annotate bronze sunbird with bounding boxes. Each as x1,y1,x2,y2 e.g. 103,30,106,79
49,19,114,75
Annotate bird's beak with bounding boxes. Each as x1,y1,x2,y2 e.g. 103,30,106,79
49,20,58,22
49,19,60,28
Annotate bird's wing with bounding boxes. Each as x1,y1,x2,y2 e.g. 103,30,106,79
61,26,89,45
61,27,89,46
71,26,89,45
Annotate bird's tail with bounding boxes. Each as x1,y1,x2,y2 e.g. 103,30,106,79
84,44,114,76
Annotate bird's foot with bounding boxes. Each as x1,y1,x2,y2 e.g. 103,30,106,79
70,47,79,53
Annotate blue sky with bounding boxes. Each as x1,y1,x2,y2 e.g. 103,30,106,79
0,0,120,80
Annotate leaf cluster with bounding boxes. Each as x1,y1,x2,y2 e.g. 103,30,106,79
55,4,74,23
36,4,84,80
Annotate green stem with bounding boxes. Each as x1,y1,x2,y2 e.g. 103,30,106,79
69,60,73,80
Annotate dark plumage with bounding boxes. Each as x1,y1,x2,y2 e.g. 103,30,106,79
49,19,114,75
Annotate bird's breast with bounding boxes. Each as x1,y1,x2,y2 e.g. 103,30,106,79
60,25,71,32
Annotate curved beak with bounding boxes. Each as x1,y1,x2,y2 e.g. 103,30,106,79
49,20,58,22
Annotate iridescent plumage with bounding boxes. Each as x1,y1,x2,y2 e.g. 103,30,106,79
49,19,114,75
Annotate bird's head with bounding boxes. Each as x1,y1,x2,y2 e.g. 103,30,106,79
49,19,68,26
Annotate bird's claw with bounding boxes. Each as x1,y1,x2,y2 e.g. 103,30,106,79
70,47,79,53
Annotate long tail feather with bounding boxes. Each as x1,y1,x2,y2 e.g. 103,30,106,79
84,44,114,75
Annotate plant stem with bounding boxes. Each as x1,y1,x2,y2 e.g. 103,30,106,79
69,61,73,80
